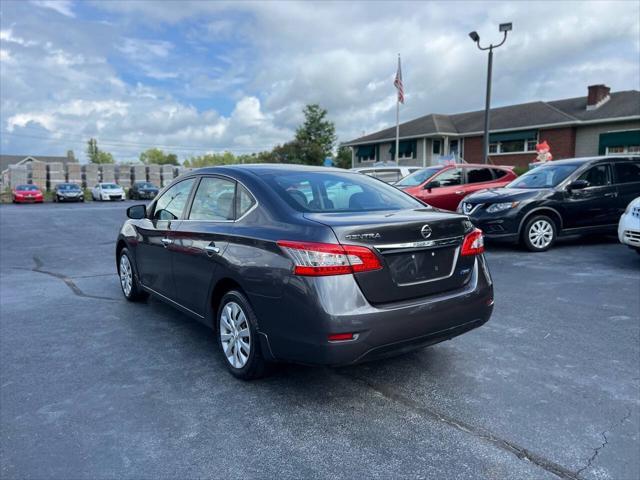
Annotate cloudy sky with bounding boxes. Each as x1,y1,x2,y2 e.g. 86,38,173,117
1,0,638,163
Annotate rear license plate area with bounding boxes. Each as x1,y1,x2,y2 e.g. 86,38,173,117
385,246,457,285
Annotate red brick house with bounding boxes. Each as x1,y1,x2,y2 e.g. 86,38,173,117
343,85,640,169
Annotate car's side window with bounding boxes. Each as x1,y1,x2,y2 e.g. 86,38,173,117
434,168,462,187
492,168,508,179
466,167,494,184
374,170,401,183
578,165,611,187
188,177,237,221
236,184,256,219
154,178,196,221
613,162,640,184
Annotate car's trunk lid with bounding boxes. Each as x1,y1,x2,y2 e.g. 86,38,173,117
305,208,476,304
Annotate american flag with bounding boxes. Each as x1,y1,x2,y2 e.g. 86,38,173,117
394,55,404,104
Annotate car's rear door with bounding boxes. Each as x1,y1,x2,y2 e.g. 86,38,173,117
563,163,618,228
612,158,640,215
170,175,240,316
135,178,196,297
462,166,499,197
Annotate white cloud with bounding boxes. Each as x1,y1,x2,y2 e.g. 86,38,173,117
30,0,75,18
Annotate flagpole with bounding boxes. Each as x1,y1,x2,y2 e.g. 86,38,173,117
395,53,400,163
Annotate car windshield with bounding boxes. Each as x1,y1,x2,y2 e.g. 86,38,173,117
16,185,39,191
136,182,155,189
102,183,119,189
263,171,425,212
58,184,80,190
395,167,444,186
507,164,580,189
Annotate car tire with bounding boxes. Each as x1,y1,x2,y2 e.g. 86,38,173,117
522,215,557,252
117,248,147,302
217,290,266,380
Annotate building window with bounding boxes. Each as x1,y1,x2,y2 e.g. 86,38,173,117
389,140,417,159
606,145,640,155
488,130,538,154
356,145,375,162
433,140,441,155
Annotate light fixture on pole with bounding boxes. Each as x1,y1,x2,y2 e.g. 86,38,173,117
469,22,512,164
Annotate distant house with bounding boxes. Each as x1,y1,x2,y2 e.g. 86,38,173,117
343,85,640,168
0,154,78,187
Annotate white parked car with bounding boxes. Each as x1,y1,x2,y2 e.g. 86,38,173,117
618,196,640,254
352,165,421,184
92,183,125,201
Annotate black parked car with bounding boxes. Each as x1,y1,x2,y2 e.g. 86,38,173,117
53,183,84,202
128,181,159,200
459,155,640,251
115,165,494,379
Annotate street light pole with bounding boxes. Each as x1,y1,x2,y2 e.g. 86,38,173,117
469,22,512,164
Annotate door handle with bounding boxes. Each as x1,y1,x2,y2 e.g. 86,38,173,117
604,192,617,198
161,238,173,247
205,244,221,256
455,190,465,195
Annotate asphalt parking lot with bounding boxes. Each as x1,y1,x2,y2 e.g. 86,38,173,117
1,201,638,480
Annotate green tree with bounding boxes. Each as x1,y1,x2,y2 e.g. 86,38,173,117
139,148,179,165
86,138,114,164
334,146,352,169
184,151,238,167
294,104,337,165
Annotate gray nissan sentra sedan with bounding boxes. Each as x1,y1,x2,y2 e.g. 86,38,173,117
115,164,493,379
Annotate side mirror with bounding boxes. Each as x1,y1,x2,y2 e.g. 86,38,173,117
127,204,146,219
567,179,589,191
424,180,440,191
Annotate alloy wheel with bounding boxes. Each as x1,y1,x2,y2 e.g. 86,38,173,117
528,219,554,249
219,301,251,369
119,254,133,297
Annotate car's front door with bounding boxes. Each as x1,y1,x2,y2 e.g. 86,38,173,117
417,167,464,211
135,178,196,297
563,163,618,228
170,175,240,316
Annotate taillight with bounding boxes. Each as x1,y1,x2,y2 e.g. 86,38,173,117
277,240,382,276
461,228,485,256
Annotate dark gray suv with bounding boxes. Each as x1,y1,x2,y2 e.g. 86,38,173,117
116,164,494,379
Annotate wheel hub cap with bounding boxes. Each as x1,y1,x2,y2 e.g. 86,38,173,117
119,255,133,296
220,301,251,369
529,220,553,249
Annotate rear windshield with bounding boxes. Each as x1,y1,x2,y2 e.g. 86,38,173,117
507,164,579,189
58,183,80,190
263,171,424,212
395,166,443,186
16,185,38,191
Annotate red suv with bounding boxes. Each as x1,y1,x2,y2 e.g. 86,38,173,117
396,164,517,211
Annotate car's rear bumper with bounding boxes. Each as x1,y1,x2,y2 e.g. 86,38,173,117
254,255,493,366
